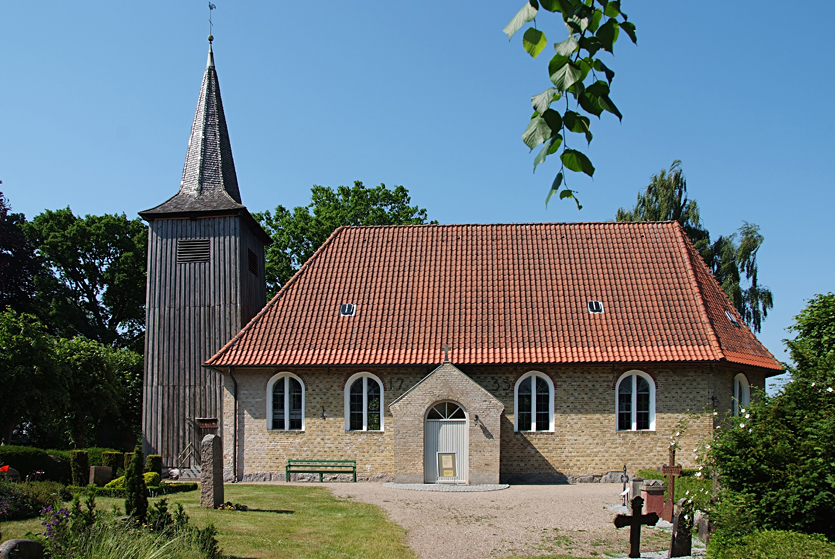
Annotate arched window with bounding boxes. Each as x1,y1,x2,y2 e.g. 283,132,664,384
344,373,384,431
616,371,656,431
514,372,554,432
267,373,304,431
732,373,750,416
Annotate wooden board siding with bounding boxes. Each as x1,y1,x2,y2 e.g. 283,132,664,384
142,215,265,466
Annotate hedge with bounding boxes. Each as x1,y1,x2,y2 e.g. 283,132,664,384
67,482,198,499
0,446,72,483
0,445,122,484
146,454,163,477
102,451,124,475
709,529,835,559
71,450,89,486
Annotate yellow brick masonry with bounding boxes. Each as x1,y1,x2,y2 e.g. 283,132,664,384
220,363,767,482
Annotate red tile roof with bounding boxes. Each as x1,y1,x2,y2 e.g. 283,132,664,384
206,222,781,371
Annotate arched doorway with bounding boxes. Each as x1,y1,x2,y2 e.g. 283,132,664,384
424,401,468,483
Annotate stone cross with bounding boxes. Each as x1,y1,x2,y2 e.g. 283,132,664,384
442,344,451,363
200,434,224,509
669,498,693,558
661,446,682,522
614,495,659,558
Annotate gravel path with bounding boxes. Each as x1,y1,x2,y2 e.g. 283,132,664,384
325,482,687,559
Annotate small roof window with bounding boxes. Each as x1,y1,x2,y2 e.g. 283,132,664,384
339,304,356,317
725,310,740,327
587,301,604,314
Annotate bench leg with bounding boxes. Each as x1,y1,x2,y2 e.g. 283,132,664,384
319,472,323,482
353,470,356,482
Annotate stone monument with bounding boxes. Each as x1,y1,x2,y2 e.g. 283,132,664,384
200,434,224,509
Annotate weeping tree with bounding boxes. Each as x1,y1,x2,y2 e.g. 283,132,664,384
617,161,773,333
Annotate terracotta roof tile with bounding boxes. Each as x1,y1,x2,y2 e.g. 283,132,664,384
206,222,781,370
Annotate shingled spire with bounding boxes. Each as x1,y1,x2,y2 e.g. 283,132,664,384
140,41,244,216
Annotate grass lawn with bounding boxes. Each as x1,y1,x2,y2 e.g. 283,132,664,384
1,484,415,559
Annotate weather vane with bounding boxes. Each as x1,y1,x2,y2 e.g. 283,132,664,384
208,3,217,42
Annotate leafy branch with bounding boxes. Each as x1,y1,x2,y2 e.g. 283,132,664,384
504,0,636,208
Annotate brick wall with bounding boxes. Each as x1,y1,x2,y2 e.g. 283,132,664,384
220,363,769,482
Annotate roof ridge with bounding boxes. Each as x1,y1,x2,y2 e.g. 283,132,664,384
205,226,347,366
672,221,725,361
335,221,680,230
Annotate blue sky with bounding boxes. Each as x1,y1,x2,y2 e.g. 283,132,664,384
2,2,833,389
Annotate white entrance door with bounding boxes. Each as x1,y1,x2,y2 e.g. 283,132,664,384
424,401,468,483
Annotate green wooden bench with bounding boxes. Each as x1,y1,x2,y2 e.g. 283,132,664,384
285,459,357,482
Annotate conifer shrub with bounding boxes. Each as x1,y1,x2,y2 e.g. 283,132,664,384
70,450,89,487
145,454,162,477
123,445,147,522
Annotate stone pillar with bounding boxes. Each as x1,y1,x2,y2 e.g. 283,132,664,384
201,434,224,509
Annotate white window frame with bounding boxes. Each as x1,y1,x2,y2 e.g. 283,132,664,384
513,371,555,432
344,372,385,431
732,373,750,416
615,370,656,431
267,372,305,431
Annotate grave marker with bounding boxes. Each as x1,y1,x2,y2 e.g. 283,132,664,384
613,495,659,558
669,498,693,557
661,446,682,522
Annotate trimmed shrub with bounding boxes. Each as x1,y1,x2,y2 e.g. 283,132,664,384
102,451,123,474
82,447,120,467
124,445,148,522
709,529,835,559
123,452,134,472
145,454,162,477
68,482,198,499
0,445,72,483
70,450,89,486
105,472,161,489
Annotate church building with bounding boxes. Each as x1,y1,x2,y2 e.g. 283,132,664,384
142,42,781,483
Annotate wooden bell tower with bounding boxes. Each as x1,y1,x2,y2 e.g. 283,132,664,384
139,39,270,466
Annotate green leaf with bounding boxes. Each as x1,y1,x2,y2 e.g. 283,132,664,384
564,110,591,138
579,91,604,117
579,36,603,56
589,8,603,32
554,35,579,56
604,0,620,17
533,134,562,172
523,28,547,58
549,56,583,90
567,15,589,33
594,59,615,84
620,21,637,44
503,1,539,40
560,188,583,210
545,171,564,207
596,18,619,52
539,0,562,12
542,108,563,133
531,88,559,114
561,149,595,176
521,115,552,150
585,81,621,120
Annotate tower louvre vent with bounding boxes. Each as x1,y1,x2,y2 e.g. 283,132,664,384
248,249,258,276
177,239,210,263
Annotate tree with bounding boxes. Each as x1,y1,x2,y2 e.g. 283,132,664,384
0,193,40,313
54,337,124,448
0,309,64,445
257,181,433,296
504,0,637,207
784,293,835,384
23,208,148,352
617,161,773,333
706,296,835,545
124,443,148,522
